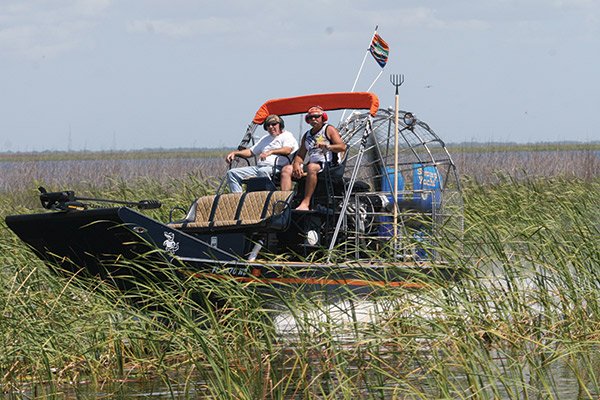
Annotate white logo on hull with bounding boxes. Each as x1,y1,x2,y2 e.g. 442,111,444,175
163,231,179,254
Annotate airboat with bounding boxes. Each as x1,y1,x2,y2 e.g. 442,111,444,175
5,91,464,293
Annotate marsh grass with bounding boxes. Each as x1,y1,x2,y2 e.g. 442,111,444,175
0,155,226,194
453,146,600,183
1,169,599,398
1,143,598,194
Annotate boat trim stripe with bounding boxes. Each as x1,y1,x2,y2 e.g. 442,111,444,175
183,271,427,289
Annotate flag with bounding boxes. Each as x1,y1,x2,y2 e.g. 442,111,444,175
369,33,389,68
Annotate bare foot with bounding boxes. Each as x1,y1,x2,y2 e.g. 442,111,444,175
295,203,310,211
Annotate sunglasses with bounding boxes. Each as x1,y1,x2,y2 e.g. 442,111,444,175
266,122,279,127
307,114,322,120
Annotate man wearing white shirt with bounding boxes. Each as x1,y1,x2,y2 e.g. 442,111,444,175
225,114,298,192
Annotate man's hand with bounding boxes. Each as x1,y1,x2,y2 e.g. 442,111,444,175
259,150,271,161
316,142,330,151
292,162,305,179
226,151,237,164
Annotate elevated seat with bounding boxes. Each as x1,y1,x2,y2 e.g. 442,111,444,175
293,158,347,210
169,190,293,233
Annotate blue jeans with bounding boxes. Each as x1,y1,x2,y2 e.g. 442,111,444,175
226,165,278,193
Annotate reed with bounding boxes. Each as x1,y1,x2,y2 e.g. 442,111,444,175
0,155,226,194
1,143,598,194
0,173,599,398
452,145,600,183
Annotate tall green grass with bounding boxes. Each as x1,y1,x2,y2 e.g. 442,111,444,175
1,175,598,398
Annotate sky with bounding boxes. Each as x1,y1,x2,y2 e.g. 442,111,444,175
1,0,599,152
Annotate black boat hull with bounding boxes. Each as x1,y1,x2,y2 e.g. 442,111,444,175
5,207,240,291
6,207,451,295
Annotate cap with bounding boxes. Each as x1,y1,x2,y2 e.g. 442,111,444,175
307,106,324,116
264,114,282,126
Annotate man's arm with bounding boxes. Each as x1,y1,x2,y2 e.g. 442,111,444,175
263,146,294,157
226,148,253,164
291,143,307,178
293,143,307,163
325,126,346,153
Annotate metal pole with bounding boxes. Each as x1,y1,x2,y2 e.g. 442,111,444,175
339,26,379,124
327,117,374,259
390,74,404,250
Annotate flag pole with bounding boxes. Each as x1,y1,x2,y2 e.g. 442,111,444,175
366,31,389,91
339,26,379,123
366,69,384,91
349,25,378,93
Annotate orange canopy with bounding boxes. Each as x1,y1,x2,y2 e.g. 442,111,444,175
252,92,379,124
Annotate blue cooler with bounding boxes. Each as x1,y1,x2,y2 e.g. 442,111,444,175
411,164,442,259
413,164,442,211
378,167,404,237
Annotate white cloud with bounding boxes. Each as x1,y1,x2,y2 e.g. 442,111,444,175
0,0,109,59
127,17,243,38
553,0,598,8
71,0,111,16
392,7,490,30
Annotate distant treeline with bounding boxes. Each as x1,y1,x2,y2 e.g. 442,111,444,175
447,141,600,153
0,148,230,162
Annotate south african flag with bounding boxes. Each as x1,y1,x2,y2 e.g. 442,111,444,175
369,33,389,68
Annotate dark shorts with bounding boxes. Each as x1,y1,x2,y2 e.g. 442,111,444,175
306,161,337,173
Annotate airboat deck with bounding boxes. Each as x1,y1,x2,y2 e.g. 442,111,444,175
5,92,463,293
